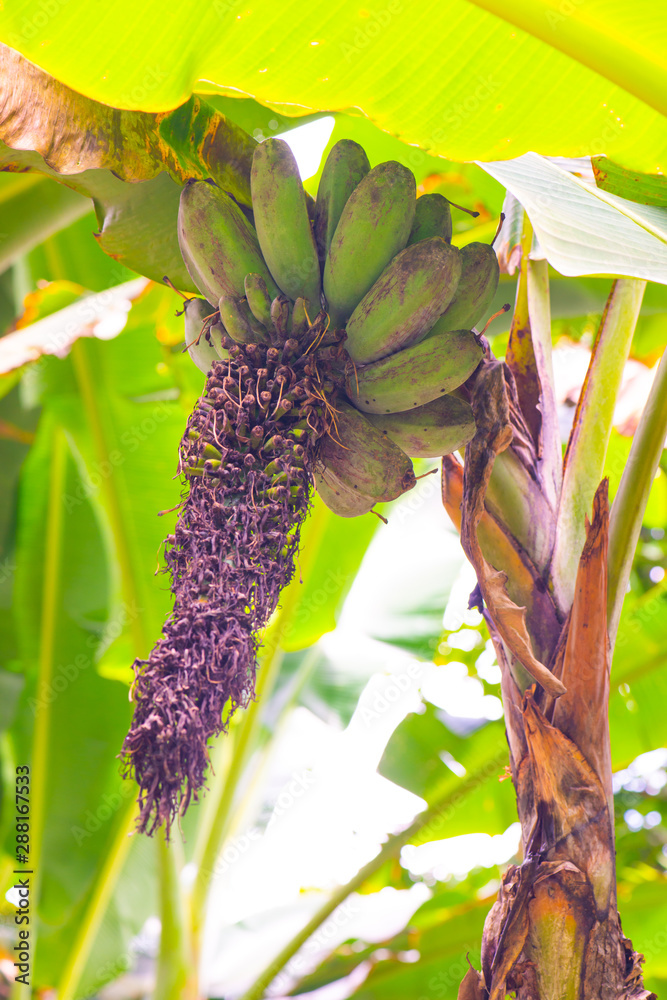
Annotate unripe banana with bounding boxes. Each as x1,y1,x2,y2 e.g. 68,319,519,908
313,139,370,263
408,193,452,246
186,321,219,376
323,161,416,328
367,394,475,457
344,237,462,364
315,467,377,517
428,242,499,334
178,180,278,305
318,401,416,502
270,295,291,339
305,189,317,225
290,297,309,338
244,273,273,329
219,295,270,345
347,329,483,414
184,298,228,373
251,138,322,307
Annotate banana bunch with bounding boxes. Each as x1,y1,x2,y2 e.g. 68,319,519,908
177,137,499,518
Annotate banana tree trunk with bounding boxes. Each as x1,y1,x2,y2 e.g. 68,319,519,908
442,249,657,999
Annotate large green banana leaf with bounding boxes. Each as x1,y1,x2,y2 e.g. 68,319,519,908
0,0,665,172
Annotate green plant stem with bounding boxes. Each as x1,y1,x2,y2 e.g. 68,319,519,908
57,340,168,999
607,347,667,645
11,425,67,1000
155,831,194,1000
70,338,147,656
550,278,646,613
237,746,507,1000
57,798,139,1000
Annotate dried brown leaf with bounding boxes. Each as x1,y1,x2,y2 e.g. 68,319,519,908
548,479,612,795
0,44,254,201
458,964,487,1000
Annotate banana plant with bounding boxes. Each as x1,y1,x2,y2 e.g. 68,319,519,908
1,14,667,1000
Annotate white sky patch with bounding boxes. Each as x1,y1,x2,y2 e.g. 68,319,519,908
442,557,484,632
200,700,427,996
476,641,502,685
613,747,667,795
339,473,465,642
401,823,522,881
447,628,483,652
5,886,21,907
273,116,335,180
421,662,503,722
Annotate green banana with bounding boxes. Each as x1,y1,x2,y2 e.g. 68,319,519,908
305,189,317,226
407,193,452,245
244,273,273,329
428,242,499,333
344,237,462,364
184,298,228,374
270,295,291,339
313,139,370,264
367,395,475,458
219,295,270,345
289,297,310,338
251,138,321,307
323,161,416,328
347,329,483,414
315,467,378,518
318,401,416,503
178,180,278,305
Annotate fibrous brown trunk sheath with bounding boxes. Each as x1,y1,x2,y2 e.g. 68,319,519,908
443,358,654,1000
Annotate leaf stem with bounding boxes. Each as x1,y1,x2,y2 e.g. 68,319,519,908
13,425,67,1000
56,339,156,999
156,830,195,1000
550,278,646,613
57,798,139,1000
607,347,667,645
70,339,148,656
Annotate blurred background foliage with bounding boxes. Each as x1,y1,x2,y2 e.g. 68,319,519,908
0,49,666,1000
